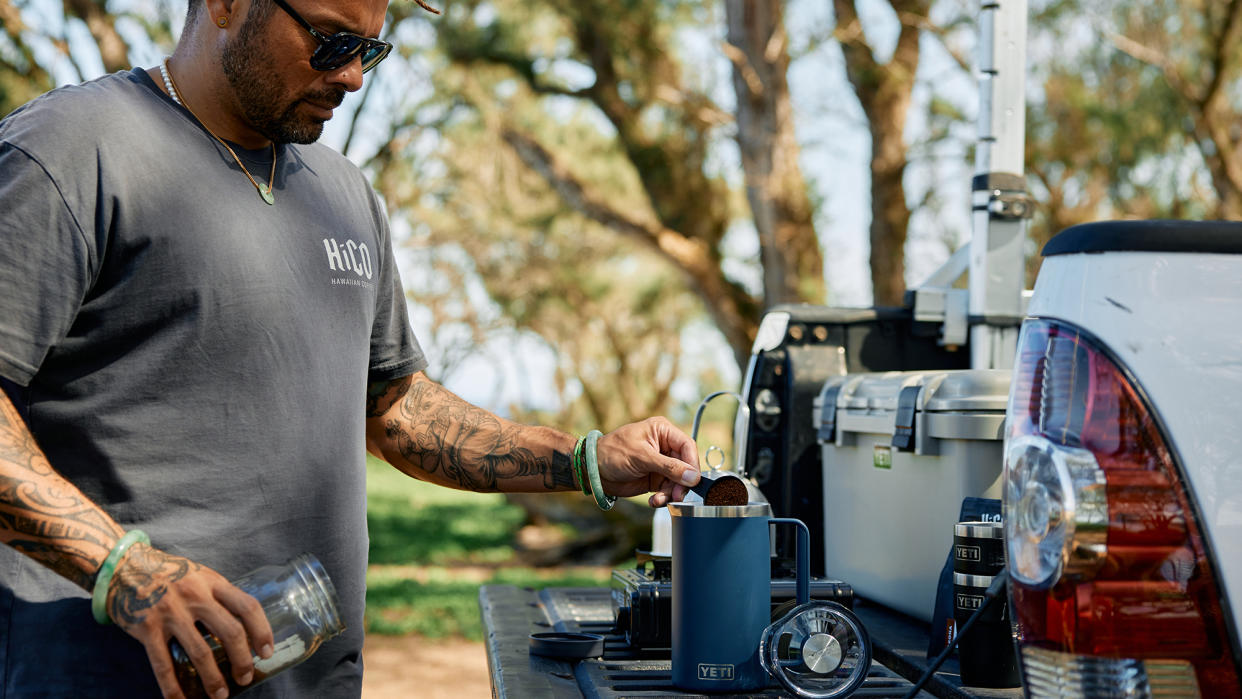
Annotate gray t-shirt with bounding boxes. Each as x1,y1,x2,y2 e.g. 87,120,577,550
0,69,425,697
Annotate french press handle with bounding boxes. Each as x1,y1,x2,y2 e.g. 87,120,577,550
769,518,810,605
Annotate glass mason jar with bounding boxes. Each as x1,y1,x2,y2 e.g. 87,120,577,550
170,553,345,698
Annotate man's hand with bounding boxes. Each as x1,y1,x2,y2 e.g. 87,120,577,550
365,374,700,504
596,417,701,507
107,544,274,699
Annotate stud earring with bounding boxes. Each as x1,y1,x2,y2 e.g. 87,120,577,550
217,16,229,27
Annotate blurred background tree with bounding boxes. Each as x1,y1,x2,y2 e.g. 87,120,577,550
1023,0,1242,279
5,0,1242,557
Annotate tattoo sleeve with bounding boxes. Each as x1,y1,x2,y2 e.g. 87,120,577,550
365,374,578,492
0,390,125,590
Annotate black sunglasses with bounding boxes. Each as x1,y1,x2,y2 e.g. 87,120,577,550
270,0,393,73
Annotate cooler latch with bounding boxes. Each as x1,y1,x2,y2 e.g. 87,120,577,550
891,385,922,452
817,385,843,444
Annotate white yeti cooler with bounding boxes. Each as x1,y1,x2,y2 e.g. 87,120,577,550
812,369,1010,621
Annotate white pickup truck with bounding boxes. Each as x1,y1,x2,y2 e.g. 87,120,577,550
724,219,1242,698
1002,219,1242,697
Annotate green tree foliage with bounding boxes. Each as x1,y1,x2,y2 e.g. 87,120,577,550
364,3,721,425
1026,0,1242,266
1,1,59,113
8,0,1242,425
413,0,771,371
1,0,182,115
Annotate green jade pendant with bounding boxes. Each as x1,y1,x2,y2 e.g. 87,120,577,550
259,183,275,205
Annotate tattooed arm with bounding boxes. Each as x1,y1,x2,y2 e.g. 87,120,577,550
364,373,579,492
0,387,125,588
365,372,702,506
0,389,273,699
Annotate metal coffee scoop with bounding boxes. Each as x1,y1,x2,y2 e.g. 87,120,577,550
688,447,749,506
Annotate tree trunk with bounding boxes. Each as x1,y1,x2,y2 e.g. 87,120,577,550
725,0,825,308
869,147,910,307
1193,100,1242,219
834,0,927,306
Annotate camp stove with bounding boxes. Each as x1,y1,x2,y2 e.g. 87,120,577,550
610,551,854,650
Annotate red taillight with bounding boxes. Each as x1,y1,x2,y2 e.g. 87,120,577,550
1005,319,1241,696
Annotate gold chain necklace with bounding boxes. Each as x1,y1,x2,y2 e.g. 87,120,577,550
161,59,276,205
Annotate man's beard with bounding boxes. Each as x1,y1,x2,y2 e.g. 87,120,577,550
220,14,346,145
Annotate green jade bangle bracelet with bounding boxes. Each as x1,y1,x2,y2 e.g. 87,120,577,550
584,430,616,511
573,435,591,496
91,529,150,625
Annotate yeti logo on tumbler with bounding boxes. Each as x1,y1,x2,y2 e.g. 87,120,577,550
956,592,985,610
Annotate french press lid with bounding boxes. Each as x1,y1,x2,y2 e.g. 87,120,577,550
759,601,872,698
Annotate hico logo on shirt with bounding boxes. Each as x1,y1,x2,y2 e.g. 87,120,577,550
323,237,375,289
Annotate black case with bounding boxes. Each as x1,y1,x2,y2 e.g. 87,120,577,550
739,304,969,577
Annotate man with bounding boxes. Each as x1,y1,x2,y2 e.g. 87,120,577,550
0,0,701,696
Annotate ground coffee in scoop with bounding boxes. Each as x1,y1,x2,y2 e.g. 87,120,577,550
703,476,749,506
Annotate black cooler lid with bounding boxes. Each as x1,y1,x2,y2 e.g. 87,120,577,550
1043,220,1242,257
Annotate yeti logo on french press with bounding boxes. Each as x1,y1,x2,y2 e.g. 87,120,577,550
323,237,373,280
697,664,734,681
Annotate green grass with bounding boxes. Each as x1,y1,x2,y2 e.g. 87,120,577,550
364,566,610,639
366,459,526,565
364,457,610,638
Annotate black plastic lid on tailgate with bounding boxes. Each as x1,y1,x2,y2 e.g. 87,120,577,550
1043,220,1242,257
